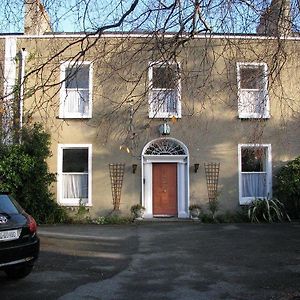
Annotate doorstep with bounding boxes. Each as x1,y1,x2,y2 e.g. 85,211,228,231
134,217,198,223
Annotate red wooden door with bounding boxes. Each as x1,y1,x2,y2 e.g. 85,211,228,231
153,163,177,216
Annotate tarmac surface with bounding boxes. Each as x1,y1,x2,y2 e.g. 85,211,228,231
0,222,300,300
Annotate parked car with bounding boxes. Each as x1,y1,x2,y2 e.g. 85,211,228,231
0,193,39,279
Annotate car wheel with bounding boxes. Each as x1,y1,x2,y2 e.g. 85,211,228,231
4,264,34,279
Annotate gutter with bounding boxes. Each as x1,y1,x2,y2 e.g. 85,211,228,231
18,48,28,133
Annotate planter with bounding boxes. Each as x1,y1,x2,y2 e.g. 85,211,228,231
130,204,145,220
190,208,201,220
189,205,201,220
133,209,145,220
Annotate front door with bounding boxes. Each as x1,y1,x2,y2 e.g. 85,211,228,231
152,163,177,216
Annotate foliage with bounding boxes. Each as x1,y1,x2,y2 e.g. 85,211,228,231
91,215,134,225
0,124,68,224
214,209,249,223
70,199,90,224
208,198,219,220
247,198,290,223
274,157,300,219
200,213,215,223
200,207,249,223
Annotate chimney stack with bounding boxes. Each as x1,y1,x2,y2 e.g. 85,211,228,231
257,0,291,36
24,0,52,35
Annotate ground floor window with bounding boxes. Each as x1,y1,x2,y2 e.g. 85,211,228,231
238,144,272,204
58,144,92,206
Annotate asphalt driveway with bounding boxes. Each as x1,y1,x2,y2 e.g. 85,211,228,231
0,222,300,300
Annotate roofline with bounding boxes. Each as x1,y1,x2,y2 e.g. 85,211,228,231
0,31,300,41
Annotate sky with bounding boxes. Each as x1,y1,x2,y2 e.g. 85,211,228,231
0,0,299,35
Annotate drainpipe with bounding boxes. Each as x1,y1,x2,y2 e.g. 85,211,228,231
19,48,28,136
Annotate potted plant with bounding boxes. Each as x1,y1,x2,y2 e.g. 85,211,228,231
130,204,145,220
189,204,202,220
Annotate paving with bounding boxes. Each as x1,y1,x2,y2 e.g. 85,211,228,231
0,222,300,300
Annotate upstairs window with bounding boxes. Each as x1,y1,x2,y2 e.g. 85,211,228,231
149,62,181,118
238,144,272,204
237,63,269,119
60,62,92,118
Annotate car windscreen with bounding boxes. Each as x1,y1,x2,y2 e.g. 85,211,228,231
0,195,20,214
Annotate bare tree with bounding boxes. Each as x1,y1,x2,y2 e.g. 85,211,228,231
0,0,299,153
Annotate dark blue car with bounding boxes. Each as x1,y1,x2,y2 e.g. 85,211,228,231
0,193,39,279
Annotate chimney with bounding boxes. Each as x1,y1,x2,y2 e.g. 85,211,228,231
24,0,52,35
257,0,291,36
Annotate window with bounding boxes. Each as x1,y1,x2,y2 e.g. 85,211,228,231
238,144,272,204
149,62,181,118
58,144,92,206
60,62,92,118
237,62,269,119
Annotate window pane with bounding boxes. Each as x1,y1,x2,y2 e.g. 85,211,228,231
64,90,89,115
240,66,264,89
66,65,89,89
241,147,266,172
63,174,88,199
63,148,88,172
242,173,267,197
153,65,177,89
0,195,20,214
152,90,177,114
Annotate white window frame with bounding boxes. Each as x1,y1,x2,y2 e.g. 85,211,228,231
57,144,92,206
238,144,272,205
59,61,93,118
148,61,181,119
237,62,270,119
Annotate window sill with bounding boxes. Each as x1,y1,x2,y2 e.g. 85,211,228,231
149,114,181,119
238,115,270,120
58,200,92,207
57,116,92,120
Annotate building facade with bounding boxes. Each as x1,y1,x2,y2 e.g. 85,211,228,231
1,1,300,218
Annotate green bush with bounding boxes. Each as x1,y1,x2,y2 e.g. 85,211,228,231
91,215,133,225
0,124,68,224
247,198,290,223
215,209,249,223
274,157,300,219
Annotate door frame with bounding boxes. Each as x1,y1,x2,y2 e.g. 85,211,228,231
141,138,189,218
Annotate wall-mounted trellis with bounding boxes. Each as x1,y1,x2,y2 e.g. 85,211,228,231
204,162,220,202
109,163,125,210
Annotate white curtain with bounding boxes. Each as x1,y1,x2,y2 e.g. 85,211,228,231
242,173,267,198
152,89,177,114
239,90,265,115
63,174,88,199
65,89,89,114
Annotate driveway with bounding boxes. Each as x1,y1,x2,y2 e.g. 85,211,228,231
0,222,300,300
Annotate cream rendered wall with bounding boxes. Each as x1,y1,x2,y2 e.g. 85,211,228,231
9,35,300,216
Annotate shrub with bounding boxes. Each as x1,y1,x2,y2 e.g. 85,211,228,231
208,198,219,220
247,198,290,223
274,157,300,219
70,199,90,224
215,209,249,223
0,124,68,224
91,215,133,225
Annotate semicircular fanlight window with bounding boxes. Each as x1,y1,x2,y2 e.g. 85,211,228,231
144,139,186,155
